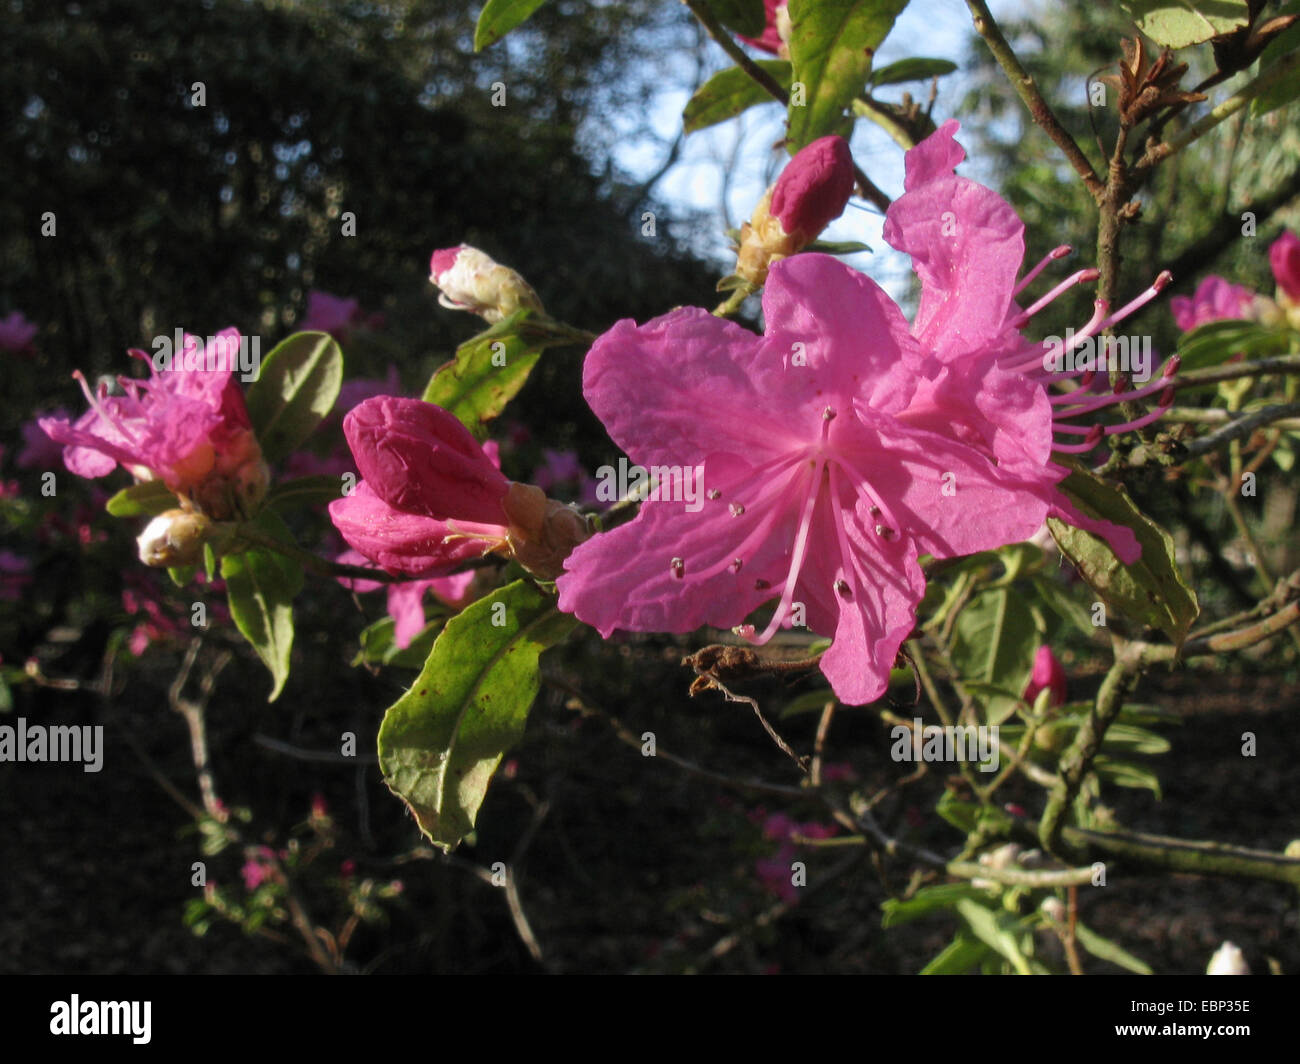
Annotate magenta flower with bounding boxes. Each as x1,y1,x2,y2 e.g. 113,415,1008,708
736,135,855,286
0,311,38,353
329,397,588,580
337,548,478,648
39,329,268,519
558,123,1151,706
1023,645,1067,707
298,290,364,339
882,120,1178,460
1169,276,1256,332
1269,230,1300,303
770,136,856,246
18,414,68,470
0,550,32,602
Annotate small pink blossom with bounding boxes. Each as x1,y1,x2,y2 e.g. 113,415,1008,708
0,311,38,353
18,414,69,469
1023,645,1067,707
298,290,363,339
330,397,588,581
39,329,268,519
1269,230,1300,303
769,136,856,246
736,136,855,286
337,548,477,648
1169,276,1256,331
0,550,32,601
429,246,543,323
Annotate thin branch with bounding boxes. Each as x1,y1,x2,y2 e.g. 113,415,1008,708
1179,401,1300,459
965,0,1104,201
1135,50,1300,177
681,0,789,106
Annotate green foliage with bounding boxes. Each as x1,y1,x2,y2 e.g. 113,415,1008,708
1117,0,1250,49
1049,468,1199,647
683,61,792,132
868,56,956,86
221,512,304,701
246,332,344,464
785,0,909,150
474,0,552,50
105,480,178,518
377,580,576,852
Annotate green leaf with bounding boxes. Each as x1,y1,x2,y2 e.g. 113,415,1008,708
1031,574,1097,636
220,514,304,702
1175,317,1291,370
786,0,909,150
377,580,577,851
1251,2,1300,117
105,480,178,518
707,0,768,38
421,310,546,440
245,331,343,464
263,474,345,513
352,615,448,669
1047,468,1199,649
1094,756,1164,797
683,61,792,132
882,884,989,928
949,586,1045,724
474,0,551,51
1117,1,1249,49
868,56,957,86
167,564,196,588
921,931,990,974
1075,921,1153,974
954,899,1034,975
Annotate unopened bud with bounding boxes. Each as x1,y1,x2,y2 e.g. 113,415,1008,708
429,245,544,324
734,137,854,287
137,509,211,568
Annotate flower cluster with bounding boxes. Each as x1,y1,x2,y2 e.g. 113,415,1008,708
40,329,269,524
328,396,589,584
557,121,1161,705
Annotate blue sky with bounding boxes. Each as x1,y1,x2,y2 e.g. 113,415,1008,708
609,0,1028,296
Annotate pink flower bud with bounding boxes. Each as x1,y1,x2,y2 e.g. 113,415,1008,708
1169,275,1256,331
343,397,510,525
1023,645,1067,707
770,136,856,246
429,245,543,324
734,137,855,287
1269,230,1300,303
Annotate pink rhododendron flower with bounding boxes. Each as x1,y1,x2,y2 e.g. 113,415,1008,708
0,311,38,353
330,396,588,580
18,414,68,469
1169,275,1256,331
881,119,1177,461
558,122,1152,706
429,246,543,324
337,548,477,648
0,550,32,602
39,329,268,520
1023,645,1067,707
298,290,362,339
754,812,835,904
736,135,855,287
1269,230,1300,303
738,0,790,57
